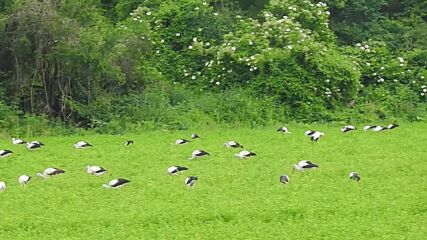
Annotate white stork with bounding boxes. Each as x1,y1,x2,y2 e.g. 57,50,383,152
349,172,361,181
277,126,291,134
103,179,130,188
74,141,93,149
85,166,107,176
36,168,65,178
18,175,32,185
191,133,200,139
176,139,190,145
189,150,210,160
125,140,134,146
280,175,290,184
363,125,375,131
387,124,399,129
0,181,5,192
305,130,324,142
12,138,26,145
364,125,387,131
224,141,243,148
30,141,44,146
184,176,198,187
341,125,357,133
373,126,387,132
26,142,43,150
0,150,13,158
167,166,189,175
234,150,256,159
293,160,319,173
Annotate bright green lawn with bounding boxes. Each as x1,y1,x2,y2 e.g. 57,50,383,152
0,124,426,239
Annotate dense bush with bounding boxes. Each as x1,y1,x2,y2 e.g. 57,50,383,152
0,0,426,134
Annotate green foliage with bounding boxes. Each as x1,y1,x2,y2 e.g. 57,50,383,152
0,0,426,133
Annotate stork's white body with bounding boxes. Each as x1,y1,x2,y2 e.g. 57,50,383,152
189,150,210,160
74,141,92,148
18,175,31,185
167,166,188,175
293,160,319,172
103,179,130,188
36,167,65,178
0,150,13,157
85,166,107,176
26,142,43,150
176,139,190,145
12,138,26,145
341,125,357,133
224,141,243,148
185,176,198,187
234,150,256,159
277,127,291,134
373,126,386,132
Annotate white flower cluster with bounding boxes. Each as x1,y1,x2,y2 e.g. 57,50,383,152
398,57,405,67
325,88,332,97
355,43,371,52
316,2,328,7
421,85,427,96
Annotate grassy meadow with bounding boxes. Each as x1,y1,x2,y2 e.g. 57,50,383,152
0,123,426,239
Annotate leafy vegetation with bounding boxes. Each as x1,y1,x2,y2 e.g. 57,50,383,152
0,0,426,134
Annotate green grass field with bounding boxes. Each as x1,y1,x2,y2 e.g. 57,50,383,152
1,124,426,239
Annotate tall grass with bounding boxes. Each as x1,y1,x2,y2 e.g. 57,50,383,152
1,86,426,136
